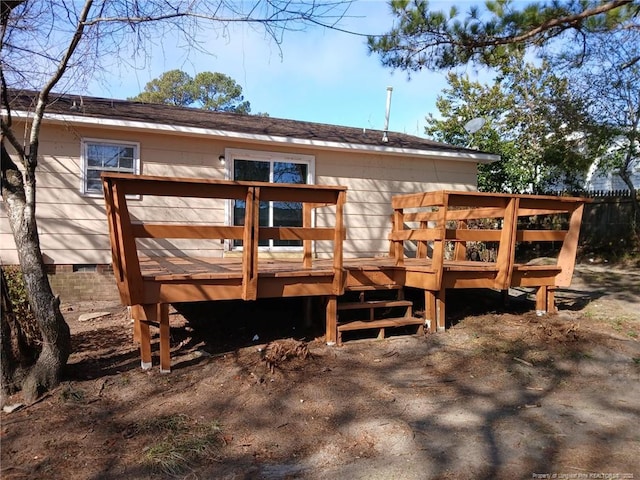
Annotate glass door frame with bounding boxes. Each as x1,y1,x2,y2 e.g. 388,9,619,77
224,148,316,252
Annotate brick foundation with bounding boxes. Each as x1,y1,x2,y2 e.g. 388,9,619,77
45,264,120,303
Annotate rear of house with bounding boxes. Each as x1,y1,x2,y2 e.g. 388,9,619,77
1,91,497,301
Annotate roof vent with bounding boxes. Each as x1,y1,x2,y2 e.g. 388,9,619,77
382,86,393,143
70,96,84,111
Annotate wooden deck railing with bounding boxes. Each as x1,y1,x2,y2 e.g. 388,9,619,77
102,173,347,372
101,177,588,371
389,190,589,328
102,173,347,306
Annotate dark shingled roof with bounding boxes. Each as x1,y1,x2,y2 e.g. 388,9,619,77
7,89,487,156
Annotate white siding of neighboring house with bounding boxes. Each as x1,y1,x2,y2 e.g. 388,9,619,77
585,158,640,192
1,120,479,266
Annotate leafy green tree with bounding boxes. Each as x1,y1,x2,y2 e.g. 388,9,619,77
426,55,592,193
192,72,251,113
370,0,639,240
130,70,251,113
130,69,194,106
565,29,640,232
368,0,638,70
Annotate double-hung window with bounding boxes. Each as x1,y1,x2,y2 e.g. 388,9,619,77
81,139,139,195
227,149,315,250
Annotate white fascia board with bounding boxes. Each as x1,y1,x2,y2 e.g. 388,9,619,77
11,110,500,164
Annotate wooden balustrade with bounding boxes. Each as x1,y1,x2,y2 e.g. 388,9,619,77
389,190,590,330
102,175,588,371
102,172,347,371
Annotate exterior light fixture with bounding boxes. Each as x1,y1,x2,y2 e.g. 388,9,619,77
218,155,226,165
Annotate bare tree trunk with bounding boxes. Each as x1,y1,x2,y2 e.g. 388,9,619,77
1,143,71,403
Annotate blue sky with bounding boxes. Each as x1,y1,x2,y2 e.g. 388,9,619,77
88,1,486,137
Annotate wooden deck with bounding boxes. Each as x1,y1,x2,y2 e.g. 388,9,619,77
102,173,589,372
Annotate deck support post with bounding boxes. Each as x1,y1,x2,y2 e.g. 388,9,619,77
425,290,436,333
547,288,557,314
132,306,140,344
535,286,556,315
326,295,337,345
424,289,445,332
134,304,171,372
501,289,510,308
158,303,171,373
134,305,153,370
303,297,313,328
436,288,446,332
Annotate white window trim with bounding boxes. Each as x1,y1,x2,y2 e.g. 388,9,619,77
80,138,140,197
224,148,315,252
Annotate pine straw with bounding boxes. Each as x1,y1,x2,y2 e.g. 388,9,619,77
262,338,311,373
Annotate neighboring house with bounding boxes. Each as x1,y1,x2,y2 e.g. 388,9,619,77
1,90,497,298
584,158,640,192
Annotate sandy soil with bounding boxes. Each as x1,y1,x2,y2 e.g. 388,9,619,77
1,263,639,480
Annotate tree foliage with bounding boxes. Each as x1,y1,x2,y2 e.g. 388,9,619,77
130,70,195,107
0,0,350,403
130,70,252,114
564,28,640,231
368,0,638,70
426,55,593,193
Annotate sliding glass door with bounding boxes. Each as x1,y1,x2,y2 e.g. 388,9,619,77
230,151,313,249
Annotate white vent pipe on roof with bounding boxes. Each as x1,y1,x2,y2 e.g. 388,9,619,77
382,86,393,143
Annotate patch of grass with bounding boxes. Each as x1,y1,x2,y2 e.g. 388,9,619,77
568,350,592,361
136,413,191,434
60,383,86,403
632,358,640,365
628,331,638,339
135,414,222,476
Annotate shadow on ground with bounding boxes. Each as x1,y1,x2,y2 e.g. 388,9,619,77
3,264,639,480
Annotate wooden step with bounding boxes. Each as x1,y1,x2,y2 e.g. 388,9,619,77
337,316,425,345
345,284,402,292
337,316,425,332
337,299,412,311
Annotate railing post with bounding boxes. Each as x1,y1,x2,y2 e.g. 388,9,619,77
103,177,143,305
556,203,585,287
241,187,259,300
453,220,468,261
332,190,346,294
495,196,519,290
416,220,429,258
303,202,313,268
431,202,447,290
393,208,404,266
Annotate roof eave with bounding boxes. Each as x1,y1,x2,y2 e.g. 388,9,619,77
9,110,500,164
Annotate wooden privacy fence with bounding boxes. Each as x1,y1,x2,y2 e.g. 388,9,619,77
102,172,346,372
389,191,589,331
548,189,639,252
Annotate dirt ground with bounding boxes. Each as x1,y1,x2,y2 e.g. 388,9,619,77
2,262,639,480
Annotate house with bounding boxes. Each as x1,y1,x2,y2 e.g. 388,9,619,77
1,90,498,300
584,158,640,192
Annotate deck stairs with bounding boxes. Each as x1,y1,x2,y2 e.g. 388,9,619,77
336,285,425,345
